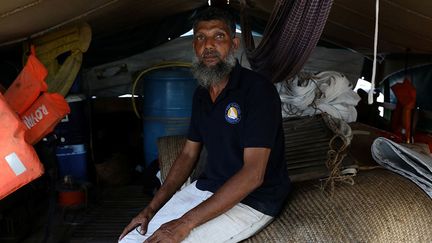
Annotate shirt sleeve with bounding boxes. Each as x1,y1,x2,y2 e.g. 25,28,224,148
243,80,281,148
187,89,202,142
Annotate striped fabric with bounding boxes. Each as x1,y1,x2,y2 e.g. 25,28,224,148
241,0,333,83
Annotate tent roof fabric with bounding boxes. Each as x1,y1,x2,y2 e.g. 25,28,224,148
1,0,432,55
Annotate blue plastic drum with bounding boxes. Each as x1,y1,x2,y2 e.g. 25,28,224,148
142,67,197,166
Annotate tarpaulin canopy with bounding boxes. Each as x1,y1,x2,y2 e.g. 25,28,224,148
0,0,432,57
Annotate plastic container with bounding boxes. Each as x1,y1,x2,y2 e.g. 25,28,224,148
56,144,87,181
55,94,87,145
142,67,196,166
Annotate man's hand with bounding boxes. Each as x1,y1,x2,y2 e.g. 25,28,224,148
144,218,192,243
119,140,201,242
119,207,156,241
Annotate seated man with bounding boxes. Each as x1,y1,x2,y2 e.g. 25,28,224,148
119,7,291,243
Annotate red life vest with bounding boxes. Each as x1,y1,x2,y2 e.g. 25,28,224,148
391,78,416,143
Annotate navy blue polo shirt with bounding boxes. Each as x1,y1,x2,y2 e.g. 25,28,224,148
187,62,291,216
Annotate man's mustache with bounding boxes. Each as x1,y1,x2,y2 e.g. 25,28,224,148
201,49,221,59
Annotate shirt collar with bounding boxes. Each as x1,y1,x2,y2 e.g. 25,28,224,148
225,60,242,91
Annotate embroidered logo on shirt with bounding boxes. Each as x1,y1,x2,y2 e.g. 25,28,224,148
225,102,241,124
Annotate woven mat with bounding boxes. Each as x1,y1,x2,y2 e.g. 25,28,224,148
157,136,432,242
70,186,151,242
244,169,432,242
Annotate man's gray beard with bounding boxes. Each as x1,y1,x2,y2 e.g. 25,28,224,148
191,53,236,88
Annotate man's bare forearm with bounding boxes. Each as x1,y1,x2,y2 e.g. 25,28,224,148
180,148,270,230
147,140,202,212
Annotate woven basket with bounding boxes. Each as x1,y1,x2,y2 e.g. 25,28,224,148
157,135,186,182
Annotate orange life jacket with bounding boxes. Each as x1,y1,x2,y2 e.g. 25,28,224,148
4,46,48,115
1,45,70,199
0,93,44,200
21,92,70,145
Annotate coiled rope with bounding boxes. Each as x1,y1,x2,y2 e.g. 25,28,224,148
276,71,360,123
320,113,355,195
